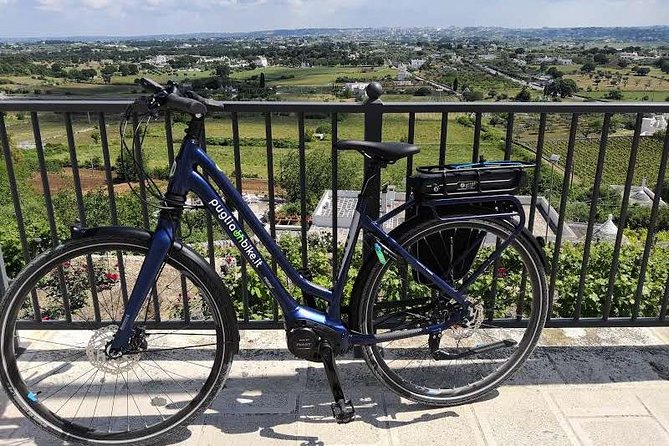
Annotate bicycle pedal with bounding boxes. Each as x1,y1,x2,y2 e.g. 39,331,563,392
331,399,355,424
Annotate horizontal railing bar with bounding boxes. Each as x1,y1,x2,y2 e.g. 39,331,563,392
2,100,669,114
14,317,669,330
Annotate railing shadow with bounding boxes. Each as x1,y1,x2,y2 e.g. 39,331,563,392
3,342,669,445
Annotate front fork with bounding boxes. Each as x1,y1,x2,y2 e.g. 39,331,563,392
107,214,177,354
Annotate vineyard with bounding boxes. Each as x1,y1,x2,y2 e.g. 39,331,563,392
542,135,666,188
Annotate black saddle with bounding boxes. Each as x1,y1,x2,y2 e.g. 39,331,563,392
336,140,419,164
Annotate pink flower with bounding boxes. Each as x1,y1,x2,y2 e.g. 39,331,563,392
42,315,50,321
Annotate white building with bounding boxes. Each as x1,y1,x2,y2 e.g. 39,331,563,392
410,59,426,69
641,115,668,136
397,69,410,81
344,82,369,95
254,56,269,68
536,56,573,65
479,54,497,61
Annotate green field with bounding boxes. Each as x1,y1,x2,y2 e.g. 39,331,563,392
543,135,666,187
2,111,505,193
230,66,397,86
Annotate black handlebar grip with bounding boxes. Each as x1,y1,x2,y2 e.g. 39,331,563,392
165,94,207,116
140,78,165,93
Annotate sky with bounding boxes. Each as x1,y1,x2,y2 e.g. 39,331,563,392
0,0,668,38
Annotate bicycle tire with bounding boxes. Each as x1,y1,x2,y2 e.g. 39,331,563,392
352,217,548,406
0,228,238,445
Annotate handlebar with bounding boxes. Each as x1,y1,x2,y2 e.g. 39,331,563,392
138,78,207,117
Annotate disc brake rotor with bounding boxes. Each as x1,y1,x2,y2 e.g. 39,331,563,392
86,325,141,374
448,300,484,340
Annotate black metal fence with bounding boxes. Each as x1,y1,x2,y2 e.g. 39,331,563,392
1,97,669,329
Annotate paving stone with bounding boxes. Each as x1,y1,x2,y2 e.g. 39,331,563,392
382,397,486,446
471,386,576,446
570,417,669,446
545,345,663,384
548,387,649,417
174,414,301,446
297,392,391,446
636,387,669,432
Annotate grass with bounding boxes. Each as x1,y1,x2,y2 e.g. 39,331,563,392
3,111,505,192
230,66,397,86
543,135,666,187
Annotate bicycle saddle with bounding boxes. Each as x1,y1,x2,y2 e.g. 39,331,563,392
335,140,419,164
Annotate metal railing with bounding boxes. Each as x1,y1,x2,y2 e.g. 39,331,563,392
1,96,669,329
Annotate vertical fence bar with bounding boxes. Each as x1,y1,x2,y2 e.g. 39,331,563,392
0,113,41,321
574,113,611,321
264,112,279,321
99,113,130,307
363,103,383,261
65,112,101,323
527,113,546,234
518,113,547,321
131,114,150,229
297,112,317,308
164,112,190,324
504,113,515,160
131,113,161,322
232,112,250,323
199,122,216,269
331,113,339,286
547,113,579,318
438,112,448,165
472,112,482,163
661,273,669,320
33,113,71,319
405,112,416,180
603,113,643,320
634,126,669,320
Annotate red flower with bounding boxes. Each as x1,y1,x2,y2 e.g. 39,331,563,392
105,272,119,281
497,267,508,279
42,316,50,321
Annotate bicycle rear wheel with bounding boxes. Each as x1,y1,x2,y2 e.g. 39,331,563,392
0,230,237,445
353,218,547,406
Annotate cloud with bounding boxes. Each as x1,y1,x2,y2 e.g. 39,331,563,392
0,0,667,38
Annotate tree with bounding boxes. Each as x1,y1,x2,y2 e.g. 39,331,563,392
635,66,650,76
593,53,609,64
605,90,624,100
214,64,231,78
580,62,596,73
462,89,483,101
452,77,458,91
544,78,578,98
580,117,603,139
259,72,266,89
547,66,563,78
278,149,357,209
414,86,432,96
514,87,531,102
514,48,525,55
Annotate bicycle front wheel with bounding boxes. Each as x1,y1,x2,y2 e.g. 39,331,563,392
353,218,547,406
0,230,237,445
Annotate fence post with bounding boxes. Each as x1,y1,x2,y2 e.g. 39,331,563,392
355,83,383,359
362,82,384,255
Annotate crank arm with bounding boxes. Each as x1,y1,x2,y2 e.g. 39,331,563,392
430,338,517,361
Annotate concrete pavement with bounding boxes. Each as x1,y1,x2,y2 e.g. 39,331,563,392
1,327,669,445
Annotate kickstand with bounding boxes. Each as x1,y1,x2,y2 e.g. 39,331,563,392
319,341,355,424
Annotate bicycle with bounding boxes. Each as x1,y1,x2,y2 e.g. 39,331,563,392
0,79,548,445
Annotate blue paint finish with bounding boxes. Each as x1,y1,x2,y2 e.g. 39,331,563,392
110,137,522,350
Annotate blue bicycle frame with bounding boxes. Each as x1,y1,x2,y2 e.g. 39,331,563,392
110,134,525,352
